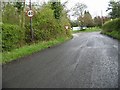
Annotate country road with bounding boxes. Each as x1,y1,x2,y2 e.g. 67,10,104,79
3,32,119,88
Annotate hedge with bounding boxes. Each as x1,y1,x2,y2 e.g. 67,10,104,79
2,24,25,51
2,3,72,52
102,18,120,40
102,18,120,32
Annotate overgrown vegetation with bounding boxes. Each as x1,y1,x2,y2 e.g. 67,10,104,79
101,18,120,40
2,37,71,64
2,24,25,51
2,1,72,63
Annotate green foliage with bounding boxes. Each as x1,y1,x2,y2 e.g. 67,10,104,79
93,16,102,27
102,18,120,32
32,5,61,41
1,2,71,63
70,20,78,27
107,1,120,18
60,10,72,36
107,31,120,40
83,11,94,27
2,4,19,25
2,2,71,53
51,2,63,19
31,4,71,41
14,2,24,13
2,24,25,51
93,16,110,27
102,18,120,40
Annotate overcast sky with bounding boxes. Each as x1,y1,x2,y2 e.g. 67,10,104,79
26,0,112,20
61,0,111,20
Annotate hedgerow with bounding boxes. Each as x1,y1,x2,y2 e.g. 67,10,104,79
32,6,59,41
2,2,71,52
102,18,120,32
102,18,120,40
2,24,25,51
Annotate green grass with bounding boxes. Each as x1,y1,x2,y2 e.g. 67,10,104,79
2,36,72,64
72,27,101,33
101,30,120,40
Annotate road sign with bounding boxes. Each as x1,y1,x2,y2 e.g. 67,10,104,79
27,10,34,17
65,25,69,29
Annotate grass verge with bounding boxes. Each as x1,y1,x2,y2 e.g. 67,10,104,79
2,36,72,64
72,27,101,33
101,31,120,40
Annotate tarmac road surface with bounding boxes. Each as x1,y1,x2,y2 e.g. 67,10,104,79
3,32,119,88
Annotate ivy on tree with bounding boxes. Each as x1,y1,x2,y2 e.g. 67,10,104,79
14,2,24,13
51,2,63,19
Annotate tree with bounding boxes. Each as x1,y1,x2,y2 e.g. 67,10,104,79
14,2,25,28
51,1,63,19
93,16,110,27
14,2,24,13
93,16,102,27
70,20,78,27
2,3,19,25
78,15,84,27
102,16,110,24
72,3,87,18
107,0,120,18
83,11,94,27
72,3,87,28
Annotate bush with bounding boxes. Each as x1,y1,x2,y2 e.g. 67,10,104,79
60,10,72,37
31,5,71,42
2,2,72,52
2,4,20,25
102,18,120,40
102,18,120,32
2,24,25,51
33,6,57,41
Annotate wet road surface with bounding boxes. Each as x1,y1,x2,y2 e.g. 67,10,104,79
3,32,119,88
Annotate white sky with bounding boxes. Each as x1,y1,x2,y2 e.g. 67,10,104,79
67,0,110,17
63,0,110,20
26,0,111,20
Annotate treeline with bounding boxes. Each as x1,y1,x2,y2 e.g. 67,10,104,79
70,11,110,27
70,2,110,28
2,1,71,51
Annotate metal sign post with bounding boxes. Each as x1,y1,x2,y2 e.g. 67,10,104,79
29,0,34,42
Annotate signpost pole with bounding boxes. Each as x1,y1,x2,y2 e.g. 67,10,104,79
29,0,33,42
